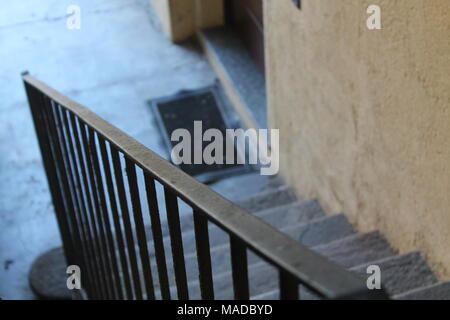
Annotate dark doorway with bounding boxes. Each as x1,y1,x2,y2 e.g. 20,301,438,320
226,0,265,74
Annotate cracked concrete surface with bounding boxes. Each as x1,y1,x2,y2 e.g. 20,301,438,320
0,0,215,299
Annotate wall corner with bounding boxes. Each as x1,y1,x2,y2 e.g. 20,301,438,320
149,0,224,43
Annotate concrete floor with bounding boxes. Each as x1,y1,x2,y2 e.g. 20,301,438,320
0,0,216,299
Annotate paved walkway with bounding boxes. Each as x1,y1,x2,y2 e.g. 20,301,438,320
0,0,215,299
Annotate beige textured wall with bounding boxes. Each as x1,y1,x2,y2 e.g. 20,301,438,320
195,0,224,29
265,0,450,278
150,0,223,42
150,0,171,37
150,0,195,42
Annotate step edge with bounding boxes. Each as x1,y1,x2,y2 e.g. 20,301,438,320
311,230,385,251
348,251,423,272
393,281,450,300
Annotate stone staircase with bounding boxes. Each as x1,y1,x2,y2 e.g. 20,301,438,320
30,172,449,300
153,172,449,300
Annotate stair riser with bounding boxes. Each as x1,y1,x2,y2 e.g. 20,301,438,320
254,253,442,300
151,188,300,240
152,215,356,295
147,200,326,257
350,252,438,296
150,213,354,286
394,282,450,300
150,224,308,291
313,232,396,269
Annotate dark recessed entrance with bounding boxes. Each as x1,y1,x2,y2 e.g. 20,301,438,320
226,0,265,75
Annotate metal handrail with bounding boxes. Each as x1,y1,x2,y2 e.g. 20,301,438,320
23,73,387,300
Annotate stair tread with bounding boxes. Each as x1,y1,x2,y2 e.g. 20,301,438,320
162,214,357,299
153,186,296,239
294,213,354,247
312,231,396,269
350,252,438,296
251,289,279,300
248,231,396,300
182,261,278,300
209,172,283,201
258,251,439,300
249,199,325,230
152,208,342,290
394,281,450,300
152,191,301,256
142,173,438,301
235,186,297,213
184,251,442,300
148,226,438,300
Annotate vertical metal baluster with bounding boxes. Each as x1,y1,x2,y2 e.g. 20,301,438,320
144,173,171,300
88,128,123,300
125,159,155,300
40,96,99,296
164,188,189,300
24,83,75,268
53,105,96,297
110,148,143,300
63,109,103,299
41,97,85,268
279,271,299,300
78,119,115,299
69,113,107,299
99,138,132,299
85,127,117,299
193,209,214,300
230,237,249,300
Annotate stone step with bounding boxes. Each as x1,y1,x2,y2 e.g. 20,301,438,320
393,281,450,300
146,227,396,300
149,196,309,259
209,172,284,201
181,231,393,300
245,199,326,230
170,261,279,300
294,213,354,247
137,173,283,227
312,231,396,269
154,186,297,240
198,27,267,129
233,186,297,213
298,251,438,300
250,231,397,300
154,213,355,293
252,250,440,300
251,289,279,300
350,252,438,296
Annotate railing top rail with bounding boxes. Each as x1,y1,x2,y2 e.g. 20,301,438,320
23,74,379,299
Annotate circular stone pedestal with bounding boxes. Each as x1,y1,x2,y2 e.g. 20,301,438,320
29,247,72,300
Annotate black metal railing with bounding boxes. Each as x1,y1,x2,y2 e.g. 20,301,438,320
23,73,388,300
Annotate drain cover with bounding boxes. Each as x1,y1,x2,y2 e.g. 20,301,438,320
149,86,250,183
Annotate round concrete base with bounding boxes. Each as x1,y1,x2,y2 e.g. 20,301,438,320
29,247,72,300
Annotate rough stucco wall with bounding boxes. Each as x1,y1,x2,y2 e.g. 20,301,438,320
150,0,223,42
149,0,173,38
150,0,195,42
265,0,450,278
